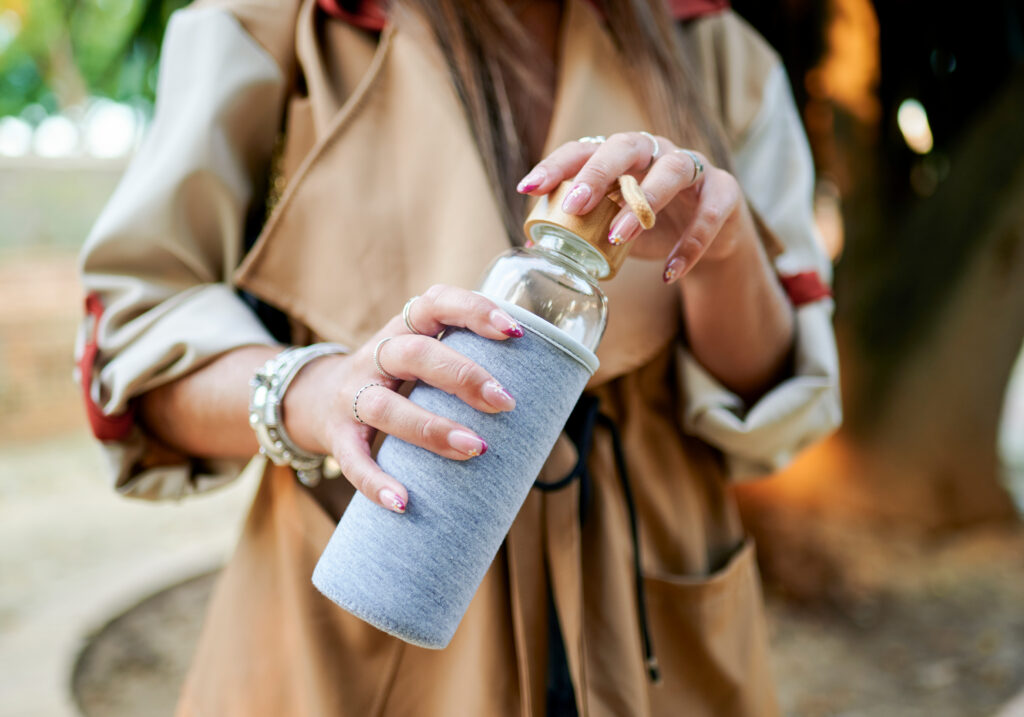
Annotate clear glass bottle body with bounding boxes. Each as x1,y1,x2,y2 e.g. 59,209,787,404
478,225,609,351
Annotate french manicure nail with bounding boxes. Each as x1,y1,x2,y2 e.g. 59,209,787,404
448,429,488,457
483,380,517,411
517,168,546,193
663,257,686,283
609,213,640,245
490,309,524,337
561,182,592,214
379,488,406,513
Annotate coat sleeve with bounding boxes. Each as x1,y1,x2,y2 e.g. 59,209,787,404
75,5,289,499
677,14,842,479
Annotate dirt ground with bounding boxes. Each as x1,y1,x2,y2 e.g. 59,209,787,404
62,463,1024,716
1,428,1023,717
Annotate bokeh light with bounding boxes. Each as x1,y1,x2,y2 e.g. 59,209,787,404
83,99,138,158
0,116,33,156
32,114,79,157
897,98,935,154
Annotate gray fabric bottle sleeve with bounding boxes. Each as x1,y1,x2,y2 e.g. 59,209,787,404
312,300,598,648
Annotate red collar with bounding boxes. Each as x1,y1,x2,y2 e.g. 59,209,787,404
317,0,729,31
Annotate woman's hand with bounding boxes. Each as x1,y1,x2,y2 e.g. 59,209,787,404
281,285,522,514
516,132,757,283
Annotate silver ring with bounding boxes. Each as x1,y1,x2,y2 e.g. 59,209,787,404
639,131,661,161
402,295,424,335
352,382,385,425
676,148,704,184
373,337,399,381
577,135,606,144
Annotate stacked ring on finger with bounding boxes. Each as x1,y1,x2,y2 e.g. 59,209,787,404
577,135,606,144
639,131,661,163
674,148,705,184
403,295,424,335
374,337,399,381
352,382,386,425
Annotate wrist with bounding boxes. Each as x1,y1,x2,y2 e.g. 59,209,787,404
281,353,348,455
248,343,348,485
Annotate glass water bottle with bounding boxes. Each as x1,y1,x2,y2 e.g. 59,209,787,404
479,181,632,351
313,182,632,648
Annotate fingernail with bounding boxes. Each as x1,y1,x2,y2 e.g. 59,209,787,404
561,182,592,214
379,488,406,513
483,380,516,411
663,257,686,283
448,429,488,457
517,168,546,193
489,309,523,337
609,213,641,245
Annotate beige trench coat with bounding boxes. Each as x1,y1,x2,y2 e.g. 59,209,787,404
76,1,842,714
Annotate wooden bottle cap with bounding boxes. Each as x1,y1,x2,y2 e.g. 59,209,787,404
522,181,635,280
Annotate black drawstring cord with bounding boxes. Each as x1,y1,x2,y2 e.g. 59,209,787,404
533,395,661,684
595,411,661,683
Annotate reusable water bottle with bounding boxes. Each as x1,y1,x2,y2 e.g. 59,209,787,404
313,182,635,647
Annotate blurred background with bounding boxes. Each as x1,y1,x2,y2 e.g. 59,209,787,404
0,0,1022,715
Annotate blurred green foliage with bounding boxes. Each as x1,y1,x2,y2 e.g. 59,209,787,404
0,0,189,117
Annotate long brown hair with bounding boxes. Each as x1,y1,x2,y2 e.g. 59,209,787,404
400,0,730,243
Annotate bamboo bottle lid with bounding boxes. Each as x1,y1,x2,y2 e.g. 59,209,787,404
522,179,646,280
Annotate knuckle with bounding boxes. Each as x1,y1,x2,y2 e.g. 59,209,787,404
468,293,497,317
352,470,373,496
581,157,614,184
417,415,443,445
625,133,645,152
722,175,743,206
396,335,429,365
535,159,556,175
359,388,389,422
607,132,633,148
452,358,478,389
338,456,370,494
700,203,725,228
715,167,736,188
661,152,691,182
422,283,447,304
681,235,706,257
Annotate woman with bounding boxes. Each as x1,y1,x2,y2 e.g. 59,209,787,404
76,0,840,714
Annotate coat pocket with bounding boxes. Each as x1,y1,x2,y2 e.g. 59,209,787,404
642,538,780,717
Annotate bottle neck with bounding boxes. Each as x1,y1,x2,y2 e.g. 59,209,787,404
529,225,610,280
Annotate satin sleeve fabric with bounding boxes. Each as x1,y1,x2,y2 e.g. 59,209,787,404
75,7,286,499
677,12,842,479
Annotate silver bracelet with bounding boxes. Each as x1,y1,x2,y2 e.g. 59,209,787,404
249,342,348,487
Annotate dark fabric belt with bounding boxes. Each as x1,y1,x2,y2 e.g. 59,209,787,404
533,393,661,709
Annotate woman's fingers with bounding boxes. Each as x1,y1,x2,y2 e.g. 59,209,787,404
516,132,665,215
351,383,490,461
331,426,409,513
662,166,743,282
406,284,524,340
319,284,526,514
515,140,598,196
607,149,704,245
377,334,516,414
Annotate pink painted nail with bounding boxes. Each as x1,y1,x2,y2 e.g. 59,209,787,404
379,488,406,513
448,429,488,457
609,213,641,245
483,380,516,411
561,182,592,214
517,168,546,193
489,309,523,337
663,257,686,283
